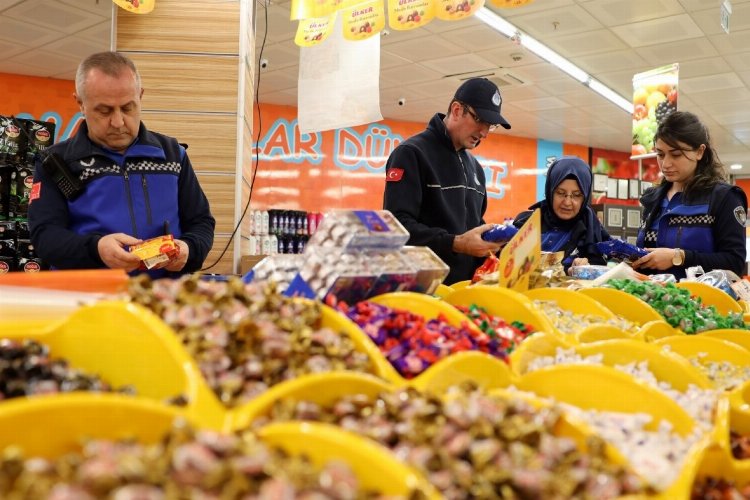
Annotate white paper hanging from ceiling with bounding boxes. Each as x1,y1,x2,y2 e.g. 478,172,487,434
297,15,382,134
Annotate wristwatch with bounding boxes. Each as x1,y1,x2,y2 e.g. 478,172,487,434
672,248,685,266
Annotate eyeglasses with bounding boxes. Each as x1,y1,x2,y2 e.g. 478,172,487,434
553,190,585,202
460,103,500,132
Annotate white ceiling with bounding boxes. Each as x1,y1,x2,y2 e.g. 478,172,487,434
0,0,111,79
3,0,750,173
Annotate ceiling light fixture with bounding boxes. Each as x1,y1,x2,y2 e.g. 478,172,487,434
730,163,743,170
475,7,634,114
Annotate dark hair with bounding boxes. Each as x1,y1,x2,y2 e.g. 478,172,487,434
654,111,726,200
75,51,141,99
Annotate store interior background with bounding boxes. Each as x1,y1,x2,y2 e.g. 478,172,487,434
2,0,750,273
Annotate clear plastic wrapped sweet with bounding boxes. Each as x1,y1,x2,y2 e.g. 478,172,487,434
306,210,409,251
569,265,610,280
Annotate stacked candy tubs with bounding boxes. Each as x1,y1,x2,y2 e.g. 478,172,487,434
2,266,750,498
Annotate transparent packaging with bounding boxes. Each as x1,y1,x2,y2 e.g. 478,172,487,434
399,246,449,295
366,250,418,297
244,254,304,292
298,248,378,304
306,210,409,251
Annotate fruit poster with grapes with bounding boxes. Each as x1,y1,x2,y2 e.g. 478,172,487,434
632,63,678,156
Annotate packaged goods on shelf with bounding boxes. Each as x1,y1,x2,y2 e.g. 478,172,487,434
0,115,27,165
0,220,45,273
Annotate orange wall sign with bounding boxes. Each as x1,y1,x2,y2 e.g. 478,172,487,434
0,73,82,142
251,103,586,224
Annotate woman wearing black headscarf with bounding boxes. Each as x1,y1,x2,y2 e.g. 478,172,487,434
513,156,610,268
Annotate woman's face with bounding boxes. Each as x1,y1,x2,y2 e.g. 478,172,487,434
655,138,705,188
551,178,584,221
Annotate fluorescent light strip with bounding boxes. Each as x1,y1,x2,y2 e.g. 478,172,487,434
476,7,632,113
588,79,634,113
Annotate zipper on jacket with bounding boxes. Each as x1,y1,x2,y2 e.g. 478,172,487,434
123,170,139,237
456,152,470,216
141,174,153,226
675,226,683,248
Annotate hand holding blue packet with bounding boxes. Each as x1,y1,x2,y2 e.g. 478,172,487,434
481,223,518,243
595,240,648,261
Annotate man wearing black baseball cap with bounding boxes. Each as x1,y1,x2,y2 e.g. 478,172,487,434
383,77,511,284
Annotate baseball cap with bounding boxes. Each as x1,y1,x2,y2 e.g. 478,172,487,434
453,77,511,130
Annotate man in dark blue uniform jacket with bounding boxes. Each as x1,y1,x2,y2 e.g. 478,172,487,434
29,52,215,277
383,78,511,284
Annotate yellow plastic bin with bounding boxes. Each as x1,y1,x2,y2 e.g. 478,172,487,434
230,371,392,430
408,350,514,394
579,286,663,325
676,281,744,315
0,300,226,429
0,393,435,499
575,338,712,391
445,284,556,334
509,331,575,375
701,328,750,352
433,284,454,299
258,421,440,498
369,291,479,332
517,364,696,436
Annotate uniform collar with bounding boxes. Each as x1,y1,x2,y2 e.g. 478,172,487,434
68,121,164,161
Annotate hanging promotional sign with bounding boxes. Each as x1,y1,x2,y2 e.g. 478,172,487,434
631,63,679,156
435,0,483,20
342,0,385,41
496,209,540,291
387,0,435,30
291,0,373,20
111,0,155,14
295,13,337,47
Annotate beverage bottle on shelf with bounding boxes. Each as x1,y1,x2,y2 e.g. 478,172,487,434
253,210,262,235
269,234,278,255
261,210,269,235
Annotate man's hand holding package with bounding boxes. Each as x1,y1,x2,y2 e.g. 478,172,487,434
98,233,143,271
453,223,504,257
163,239,189,271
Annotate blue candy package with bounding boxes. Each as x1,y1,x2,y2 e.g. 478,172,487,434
482,223,518,243
595,240,648,261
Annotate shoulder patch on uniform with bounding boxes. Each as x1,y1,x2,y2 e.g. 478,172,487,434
29,182,41,203
386,168,404,182
734,206,747,226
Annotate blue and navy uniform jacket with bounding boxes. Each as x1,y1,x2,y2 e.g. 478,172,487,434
383,113,488,285
28,121,216,278
513,156,610,270
636,182,747,279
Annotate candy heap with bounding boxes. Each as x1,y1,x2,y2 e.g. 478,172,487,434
0,339,135,400
0,420,394,499
344,302,510,378
453,304,536,354
126,275,373,407
604,279,747,333
254,384,647,499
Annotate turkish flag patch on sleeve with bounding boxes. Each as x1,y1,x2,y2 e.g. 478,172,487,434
386,168,404,182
